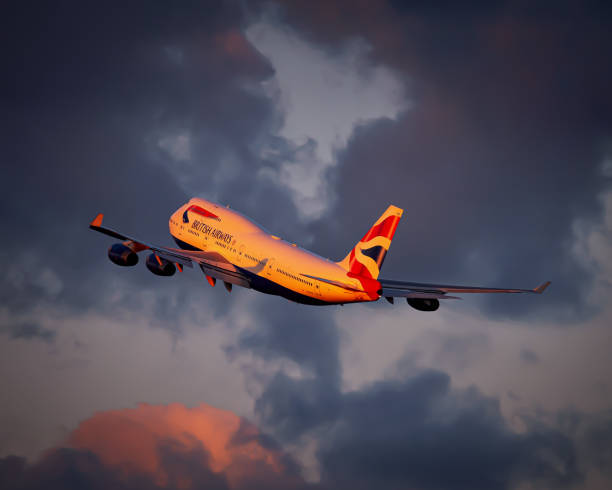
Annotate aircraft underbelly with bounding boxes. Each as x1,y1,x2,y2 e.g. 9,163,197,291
241,267,327,305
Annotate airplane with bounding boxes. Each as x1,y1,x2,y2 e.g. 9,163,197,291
89,198,550,311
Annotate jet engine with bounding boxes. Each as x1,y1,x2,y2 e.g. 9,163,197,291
145,254,176,276
406,297,440,312
108,243,138,266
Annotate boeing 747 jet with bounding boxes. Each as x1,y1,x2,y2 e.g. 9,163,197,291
89,198,549,311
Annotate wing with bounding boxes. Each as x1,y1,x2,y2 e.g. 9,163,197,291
89,213,250,287
379,277,550,299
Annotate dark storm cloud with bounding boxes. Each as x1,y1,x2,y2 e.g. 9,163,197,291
3,2,612,490
317,371,579,490
231,3,612,485
0,1,304,327
228,297,342,441
268,0,612,319
583,413,612,476
230,296,591,489
1,383,611,490
0,444,311,490
247,347,585,489
2,1,610,320
0,447,229,490
234,299,340,379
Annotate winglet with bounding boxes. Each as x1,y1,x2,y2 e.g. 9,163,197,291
90,213,104,228
533,281,551,294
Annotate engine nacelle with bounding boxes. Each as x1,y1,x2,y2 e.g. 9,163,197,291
406,297,440,312
108,243,138,266
145,254,176,277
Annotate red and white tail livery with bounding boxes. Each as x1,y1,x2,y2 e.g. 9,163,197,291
337,205,403,280
90,198,549,311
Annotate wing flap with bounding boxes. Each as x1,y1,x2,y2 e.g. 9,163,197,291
199,263,251,288
152,249,194,267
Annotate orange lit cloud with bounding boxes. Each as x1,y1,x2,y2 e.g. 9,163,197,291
56,402,298,489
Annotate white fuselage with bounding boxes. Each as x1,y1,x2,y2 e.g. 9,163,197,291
168,198,377,304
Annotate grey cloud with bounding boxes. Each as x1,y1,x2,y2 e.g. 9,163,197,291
0,1,299,329
267,1,612,320
248,355,585,490
229,297,342,441
315,108,605,319
255,371,341,443
3,1,611,323
507,390,522,402
433,332,490,372
0,449,156,490
2,401,612,490
155,442,230,490
0,3,319,465
520,348,540,365
318,372,579,490
1,323,55,343
231,300,588,489
3,2,612,490
579,411,612,477
0,438,311,490
0,446,229,490
234,299,340,379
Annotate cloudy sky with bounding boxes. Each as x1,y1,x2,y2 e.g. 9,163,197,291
2,1,612,489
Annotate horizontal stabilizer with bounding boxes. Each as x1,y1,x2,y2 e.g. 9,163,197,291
381,289,461,300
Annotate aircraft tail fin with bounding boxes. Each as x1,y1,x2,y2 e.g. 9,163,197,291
337,205,403,279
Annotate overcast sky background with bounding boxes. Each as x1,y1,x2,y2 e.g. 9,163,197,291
1,2,612,489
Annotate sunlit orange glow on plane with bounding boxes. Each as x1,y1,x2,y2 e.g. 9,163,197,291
90,197,549,311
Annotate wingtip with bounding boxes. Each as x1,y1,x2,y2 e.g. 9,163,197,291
90,213,104,228
534,281,551,294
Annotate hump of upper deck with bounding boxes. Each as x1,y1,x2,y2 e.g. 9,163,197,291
187,198,268,234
